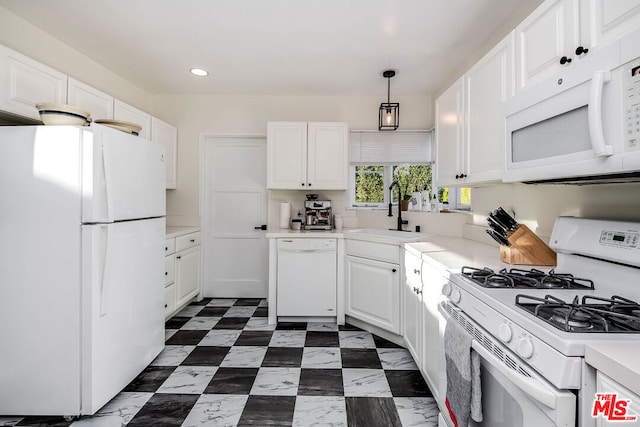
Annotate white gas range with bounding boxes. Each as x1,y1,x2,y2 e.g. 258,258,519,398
440,217,640,427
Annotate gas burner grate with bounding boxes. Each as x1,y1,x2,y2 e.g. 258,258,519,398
460,266,594,290
516,294,640,333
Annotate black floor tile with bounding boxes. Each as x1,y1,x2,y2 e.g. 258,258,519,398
385,370,432,397
205,367,259,394
276,322,307,330
165,329,208,345
253,307,269,317
234,298,263,306
238,395,296,426
127,393,199,427
213,317,250,329
189,298,212,306
16,416,73,426
298,368,344,396
338,323,363,331
341,348,382,369
181,346,230,366
304,331,339,347
123,365,176,392
261,347,304,368
235,331,274,346
373,335,402,348
345,397,402,427
164,316,190,329
196,306,230,317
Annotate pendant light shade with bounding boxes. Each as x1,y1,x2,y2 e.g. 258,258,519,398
379,70,399,131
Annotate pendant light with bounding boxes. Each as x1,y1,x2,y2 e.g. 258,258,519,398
379,70,399,131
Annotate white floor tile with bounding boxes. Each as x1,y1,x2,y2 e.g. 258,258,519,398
176,305,205,317
207,298,237,307
250,367,300,396
71,392,153,426
181,394,248,427
338,331,376,348
394,397,440,427
269,330,307,347
150,345,196,366
199,329,242,346
307,322,339,332
377,348,418,370
244,318,277,331
223,306,257,317
180,317,221,330
220,346,267,367
342,368,392,397
293,396,347,427
301,347,342,369
156,366,218,394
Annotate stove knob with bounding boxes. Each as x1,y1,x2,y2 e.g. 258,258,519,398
498,323,513,343
441,283,452,296
450,289,461,304
516,338,534,359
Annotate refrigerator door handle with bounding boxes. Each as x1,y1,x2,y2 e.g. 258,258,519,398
101,143,114,222
100,225,111,317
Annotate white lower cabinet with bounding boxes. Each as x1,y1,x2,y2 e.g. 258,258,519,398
346,255,400,335
596,372,640,426
403,250,423,363
165,230,201,319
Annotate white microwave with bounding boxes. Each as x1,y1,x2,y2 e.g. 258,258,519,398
503,32,640,184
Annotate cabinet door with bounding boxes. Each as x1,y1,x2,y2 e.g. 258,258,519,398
434,76,465,187
465,32,514,184
175,245,200,308
267,122,307,189
114,99,151,139
151,117,178,189
67,78,114,120
596,372,640,427
403,251,422,362
583,0,640,52
421,263,447,402
165,283,176,319
346,255,400,334
307,122,348,190
0,46,67,120
515,0,579,92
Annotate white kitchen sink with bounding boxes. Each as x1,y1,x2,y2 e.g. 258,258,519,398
345,228,431,244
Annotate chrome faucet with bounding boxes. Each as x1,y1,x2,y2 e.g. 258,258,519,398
388,181,408,231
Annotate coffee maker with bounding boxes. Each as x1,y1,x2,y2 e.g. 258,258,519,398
304,200,332,230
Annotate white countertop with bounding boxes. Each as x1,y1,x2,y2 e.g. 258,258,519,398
166,226,200,238
585,342,640,396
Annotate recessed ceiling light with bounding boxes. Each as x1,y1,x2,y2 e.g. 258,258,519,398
189,68,209,77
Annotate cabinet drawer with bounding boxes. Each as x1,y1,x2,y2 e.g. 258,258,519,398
346,239,400,264
165,254,175,286
165,282,176,318
176,232,201,251
165,238,175,255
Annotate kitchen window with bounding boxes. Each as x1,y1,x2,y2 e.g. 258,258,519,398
350,130,470,210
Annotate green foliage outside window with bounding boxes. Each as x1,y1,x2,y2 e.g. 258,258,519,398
354,166,384,203
391,165,432,201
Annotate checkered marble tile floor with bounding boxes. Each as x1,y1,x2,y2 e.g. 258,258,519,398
2,298,439,427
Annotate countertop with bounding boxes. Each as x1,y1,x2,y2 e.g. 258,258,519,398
585,342,640,396
265,229,345,239
166,226,200,238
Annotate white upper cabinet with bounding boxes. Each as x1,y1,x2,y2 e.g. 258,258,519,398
516,0,640,93
267,121,348,190
0,45,67,120
306,122,349,190
114,99,151,139
67,77,113,120
465,32,514,184
434,76,465,187
515,0,579,92
582,0,640,54
436,32,514,187
151,117,178,189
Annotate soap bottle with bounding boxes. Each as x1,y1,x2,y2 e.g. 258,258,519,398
421,186,430,211
430,194,440,213
411,186,422,211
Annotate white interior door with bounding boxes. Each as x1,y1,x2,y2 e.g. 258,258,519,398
202,136,268,298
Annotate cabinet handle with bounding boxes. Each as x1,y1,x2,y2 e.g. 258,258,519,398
308,183,311,187
176,255,181,260
414,269,420,274
417,289,423,295
165,304,168,308
301,183,305,187
575,46,589,56
165,246,168,251
455,174,460,179
165,272,168,276
392,268,397,273
190,239,195,242
560,56,572,65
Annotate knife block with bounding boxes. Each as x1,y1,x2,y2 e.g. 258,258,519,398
499,224,557,266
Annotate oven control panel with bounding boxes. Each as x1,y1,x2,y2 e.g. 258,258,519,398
599,229,639,248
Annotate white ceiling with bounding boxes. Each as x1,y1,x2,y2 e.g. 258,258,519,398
0,0,539,96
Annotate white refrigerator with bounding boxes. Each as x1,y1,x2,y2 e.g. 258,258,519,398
0,124,166,416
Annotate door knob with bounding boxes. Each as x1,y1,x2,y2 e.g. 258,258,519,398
254,224,267,230
560,56,572,65
575,46,589,56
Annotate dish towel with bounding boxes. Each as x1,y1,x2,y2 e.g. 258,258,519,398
444,318,483,427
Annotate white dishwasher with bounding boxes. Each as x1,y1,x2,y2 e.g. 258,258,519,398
277,238,337,317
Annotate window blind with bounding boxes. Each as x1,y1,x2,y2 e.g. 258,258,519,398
349,130,433,164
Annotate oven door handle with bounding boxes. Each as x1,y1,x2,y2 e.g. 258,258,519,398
471,340,556,409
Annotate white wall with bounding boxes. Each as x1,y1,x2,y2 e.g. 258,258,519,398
152,94,433,226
